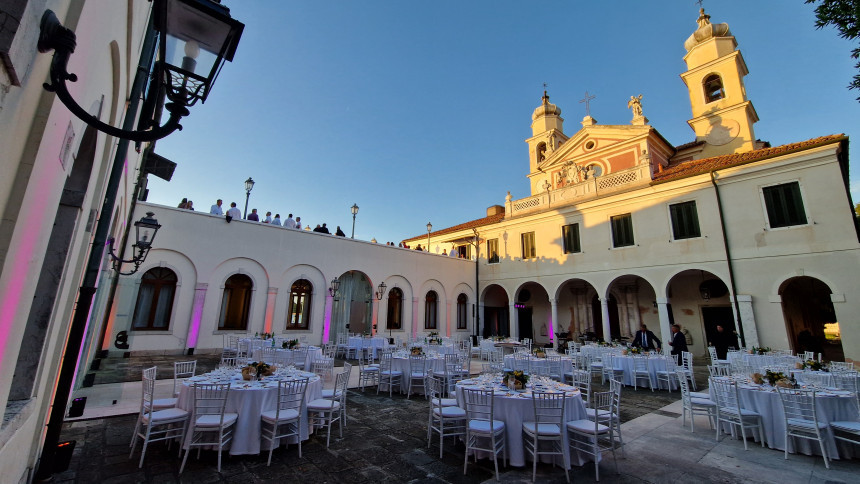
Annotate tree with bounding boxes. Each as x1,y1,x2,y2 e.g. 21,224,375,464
806,0,860,101
855,202,860,217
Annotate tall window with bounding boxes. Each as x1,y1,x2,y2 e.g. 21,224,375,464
703,74,724,103
387,287,403,329
457,293,468,329
763,182,807,228
218,274,253,330
286,279,312,329
424,290,438,329
487,238,500,263
669,201,701,240
611,214,635,248
562,223,581,254
521,232,536,259
132,267,177,330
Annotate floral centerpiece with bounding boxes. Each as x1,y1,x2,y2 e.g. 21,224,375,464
410,346,424,356
628,346,642,355
427,332,442,345
532,347,547,358
801,359,827,371
242,361,274,380
764,370,787,386
282,339,299,349
504,370,529,390
751,372,764,385
750,346,771,355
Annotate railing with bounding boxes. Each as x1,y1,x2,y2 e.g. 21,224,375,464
507,164,650,217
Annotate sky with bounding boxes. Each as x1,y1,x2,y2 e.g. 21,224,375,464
148,1,860,245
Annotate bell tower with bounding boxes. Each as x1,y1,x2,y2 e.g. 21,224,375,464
526,91,565,174
680,9,758,158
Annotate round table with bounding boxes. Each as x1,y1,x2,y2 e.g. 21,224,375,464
391,354,446,394
178,369,323,455
347,336,388,359
251,346,323,370
455,377,591,468
611,355,678,390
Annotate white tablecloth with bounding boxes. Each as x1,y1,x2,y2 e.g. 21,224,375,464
178,370,323,455
348,336,387,359
455,378,591,468
711,381,859,459
252,346,323,370
503,355,574,377
612,356,678,390
391,355,446,393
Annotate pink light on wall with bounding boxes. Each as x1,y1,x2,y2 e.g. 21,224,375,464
323,296,333,343
186,284,208,350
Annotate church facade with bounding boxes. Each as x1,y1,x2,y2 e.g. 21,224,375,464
407,9,859,363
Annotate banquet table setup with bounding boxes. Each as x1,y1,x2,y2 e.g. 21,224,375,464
390,351,447,393
346,336,388,359
177,366,323,455
250,345,323,370
709,376,859,459
454,374,594,468
609,354,679,390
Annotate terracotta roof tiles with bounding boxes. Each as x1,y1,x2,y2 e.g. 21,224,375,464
653,134,845,184
402,212,505,243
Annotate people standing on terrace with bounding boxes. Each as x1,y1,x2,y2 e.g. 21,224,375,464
210,199,223,215
272,214,282,226
225,202,241,222
178,197,188,209
186,200,194,211
284,214,296,229
247,208,260,222
320,223,331,234
295,217,302,230
335,226,346,236
263,211,272,223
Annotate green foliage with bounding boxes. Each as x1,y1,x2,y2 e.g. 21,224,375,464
805,0,860,101
855,202,860,217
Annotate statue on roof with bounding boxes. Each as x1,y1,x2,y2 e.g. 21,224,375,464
627,94,644,118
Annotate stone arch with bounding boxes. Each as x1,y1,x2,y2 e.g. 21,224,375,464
279,264,326,337
513,281,551,344
779,276,843,362
481,283,511,338
665,268,733,358
604,274,658,342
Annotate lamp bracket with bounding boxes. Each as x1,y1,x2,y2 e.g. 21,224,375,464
38,10,189,142
107,237,150,276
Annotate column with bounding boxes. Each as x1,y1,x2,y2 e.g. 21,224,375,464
656,297,671,347
509,302,518,340
412,297,419,339
446,299,453,337
550,298,559,350
185,283,209,352
323,294,334,344
732,294,758,348
477,302,485,337
263,287,278,333
371,298,379,336
600,298,611,342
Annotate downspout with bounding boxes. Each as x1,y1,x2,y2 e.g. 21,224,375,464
710,170,746,348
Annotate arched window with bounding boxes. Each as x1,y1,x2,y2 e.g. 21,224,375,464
703,74,724,103
218,274,253,330
286,279,312,329
387,287,403,330
425,290,438,330
537,142,547,162
132,267,177,330
457,293,468,330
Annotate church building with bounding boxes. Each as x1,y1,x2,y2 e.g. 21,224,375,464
406,9,859,363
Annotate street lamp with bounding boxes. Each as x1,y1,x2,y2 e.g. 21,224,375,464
37,0,244,142
426,222,432,252
243,177,255,219
351,203,359,238
329,277,341,299
107,212,162,275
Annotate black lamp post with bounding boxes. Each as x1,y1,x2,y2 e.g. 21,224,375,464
243,177,255,219
107,212,162,275
37,0,244,142
350,203,359,238
426,222,432,252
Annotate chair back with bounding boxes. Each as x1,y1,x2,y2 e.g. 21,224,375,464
532,391,566,427
173,360,197,395
219,354,237,368
409,354,428,375
333,371,349,405
609,378,623,411
462,388,495,424
572,369,591,406
708,364,730,378
546,355,562,380
261,347,278,364
707,346,718,362
427,376,446,410
710,378,740,413
341,362,353,380
276,377,309,418
482,362,503,374
380,352,395,372
675,368,692,405
830,362,854,372
193,383,231,423
141,366,157,412
682,351,694,371
832,371,858,393
776,387,821,428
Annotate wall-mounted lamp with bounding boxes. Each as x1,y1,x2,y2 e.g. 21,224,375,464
37,0,244,142
329,277,340,298
107,212,161,275
376,281,387,300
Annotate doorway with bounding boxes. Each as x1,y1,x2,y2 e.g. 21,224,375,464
483,306,509,337
702,306,737,348
517,307,533,342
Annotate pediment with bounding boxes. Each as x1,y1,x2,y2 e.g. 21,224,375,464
537,125,653,172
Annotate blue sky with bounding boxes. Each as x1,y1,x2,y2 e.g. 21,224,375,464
149,1,860,244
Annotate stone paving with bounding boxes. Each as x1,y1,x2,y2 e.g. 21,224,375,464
53,355,859,483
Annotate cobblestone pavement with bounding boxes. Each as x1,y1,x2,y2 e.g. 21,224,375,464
51,355,742,483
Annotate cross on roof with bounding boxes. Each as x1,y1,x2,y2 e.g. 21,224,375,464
695,0,704,8
579,90,596,116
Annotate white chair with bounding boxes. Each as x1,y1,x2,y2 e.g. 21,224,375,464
129,368,189,468
377,352,403,397
546,355,564,382
708,346,730,368
179,383,238,473
407,355,430,399
776,387,830,468
336,333,349,358
566,388,618,481
357,352,380,391
307,371,348,447
172,360,197,397
680,351,697,390
654,356,679,392
632,357,654,391
311,355,335,382
571,369,591,408
322,363,352,423
830,361,855,372
523,391,569,483
677,368,715,432
292,347,309,370
261,377,308,465
710,378,765,450
708,364,732,378
463,388,506,482
426,376,466,458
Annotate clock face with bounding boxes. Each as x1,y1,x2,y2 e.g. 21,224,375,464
705,119,740,146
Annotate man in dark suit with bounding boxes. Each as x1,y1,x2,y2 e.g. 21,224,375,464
669,324,688,364
711,324,737,360
631,324,661,351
